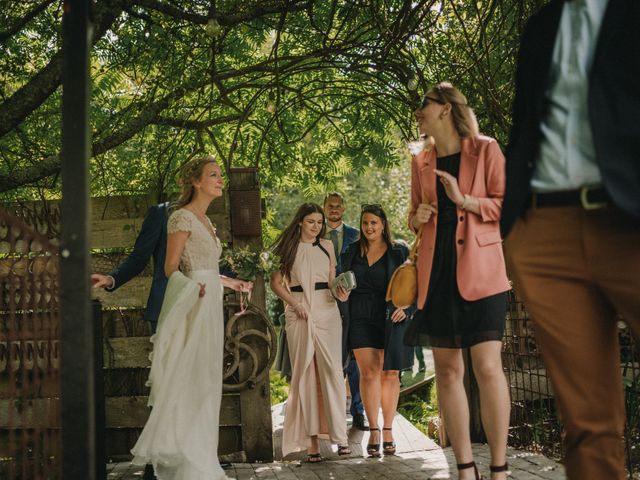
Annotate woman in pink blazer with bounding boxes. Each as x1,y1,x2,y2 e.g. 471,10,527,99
404,82,510,480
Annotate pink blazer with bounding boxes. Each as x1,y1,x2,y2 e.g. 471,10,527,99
408,135,510,309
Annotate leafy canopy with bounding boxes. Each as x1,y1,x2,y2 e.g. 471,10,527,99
0,0,543,200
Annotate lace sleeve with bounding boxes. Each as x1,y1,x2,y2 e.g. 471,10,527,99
167,209,193,234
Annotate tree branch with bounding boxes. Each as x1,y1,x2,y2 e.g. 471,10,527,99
0,0,122,137
0,0,56,43
152,114,241,128
133,0,311,26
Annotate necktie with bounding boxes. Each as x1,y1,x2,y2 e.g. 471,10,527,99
329,229,340,260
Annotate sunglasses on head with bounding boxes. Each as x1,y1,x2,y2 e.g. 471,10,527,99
361,204,387,218
420,95,445,109
361,203,382,210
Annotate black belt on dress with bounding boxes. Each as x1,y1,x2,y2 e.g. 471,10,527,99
532,186,610,210
290,282,329,292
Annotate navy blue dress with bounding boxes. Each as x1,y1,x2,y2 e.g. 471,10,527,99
342,242,414,371
348,251,389,350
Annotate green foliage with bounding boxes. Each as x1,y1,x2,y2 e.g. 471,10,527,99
0,1,544,199
397,378,440,441
264,159,413,243
219,245,279,281
269,368,290,406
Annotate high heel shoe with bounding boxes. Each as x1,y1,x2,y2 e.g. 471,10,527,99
366,427,381,458
457,461,481,480
382,427,396,455
490,462,508,478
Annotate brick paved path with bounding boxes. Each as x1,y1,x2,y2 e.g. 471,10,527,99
108,405,565,480
108,444,565,479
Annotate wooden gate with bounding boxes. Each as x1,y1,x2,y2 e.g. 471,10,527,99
0,209,61,479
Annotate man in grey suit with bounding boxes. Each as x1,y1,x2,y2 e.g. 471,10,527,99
323,192,368,431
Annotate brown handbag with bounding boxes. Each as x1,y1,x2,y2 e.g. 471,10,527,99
385,224,424,309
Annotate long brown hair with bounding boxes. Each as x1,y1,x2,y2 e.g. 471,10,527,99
358,204,392,256
271,203,326,281
422,81,479,138
174,155,219,209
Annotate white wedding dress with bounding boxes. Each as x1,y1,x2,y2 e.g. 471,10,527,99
131,208,229,480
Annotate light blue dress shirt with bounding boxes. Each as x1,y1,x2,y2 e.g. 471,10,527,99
532,0,608,192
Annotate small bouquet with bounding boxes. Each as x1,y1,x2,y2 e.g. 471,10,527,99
220,245,279,282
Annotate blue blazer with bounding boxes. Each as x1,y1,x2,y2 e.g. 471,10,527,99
334,223,359,366
107,203,169,325
336,223,359,274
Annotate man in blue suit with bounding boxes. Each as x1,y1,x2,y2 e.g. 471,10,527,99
323,192,368,432
92,202,168,479
92,202,169,334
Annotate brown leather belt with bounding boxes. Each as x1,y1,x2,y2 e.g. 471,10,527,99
532,186,610,210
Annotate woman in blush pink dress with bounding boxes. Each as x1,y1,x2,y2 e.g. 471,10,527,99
270,203,351,463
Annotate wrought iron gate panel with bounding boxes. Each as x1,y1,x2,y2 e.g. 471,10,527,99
0,210,60,479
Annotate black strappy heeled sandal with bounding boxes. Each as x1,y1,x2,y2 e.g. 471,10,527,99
366,427,381,458
382,427,396,455
457,461,481,480
490,462,508,478
306,452,323,463
337,444,351,456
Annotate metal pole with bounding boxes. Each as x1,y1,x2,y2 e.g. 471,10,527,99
93,300,105,480
61,1,95,479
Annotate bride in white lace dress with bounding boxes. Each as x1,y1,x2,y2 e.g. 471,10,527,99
131,156,253,480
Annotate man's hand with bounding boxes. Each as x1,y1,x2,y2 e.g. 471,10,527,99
91,273,114,289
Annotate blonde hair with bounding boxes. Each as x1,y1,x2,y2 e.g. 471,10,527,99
175,155,218,208
428,81,479,138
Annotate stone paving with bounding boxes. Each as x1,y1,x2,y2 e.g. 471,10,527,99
107,443,566,479
108,405,566,480
108,384,567,479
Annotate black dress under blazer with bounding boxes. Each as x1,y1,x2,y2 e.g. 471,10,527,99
340,241,416,371
501,0,640,236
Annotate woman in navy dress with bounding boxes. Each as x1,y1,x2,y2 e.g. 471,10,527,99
341,204,414,457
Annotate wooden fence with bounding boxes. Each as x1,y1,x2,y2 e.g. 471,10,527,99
1,169,276,470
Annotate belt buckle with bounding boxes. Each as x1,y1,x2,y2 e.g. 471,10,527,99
580,185,607,210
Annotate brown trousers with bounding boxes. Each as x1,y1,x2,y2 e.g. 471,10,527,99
504,205,640,480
